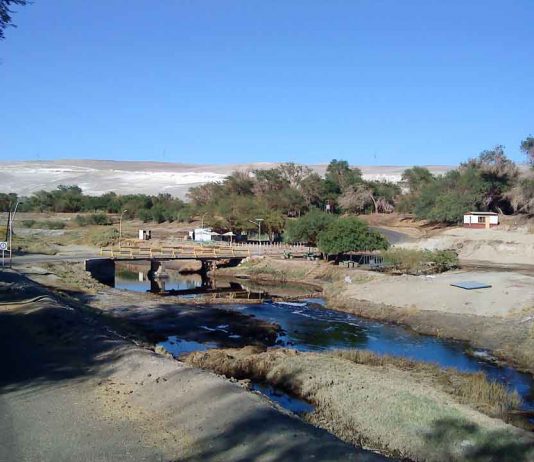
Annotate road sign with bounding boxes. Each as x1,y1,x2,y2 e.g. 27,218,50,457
0,242,6,267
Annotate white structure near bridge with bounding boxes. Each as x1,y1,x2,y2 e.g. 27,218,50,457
189,228,220,242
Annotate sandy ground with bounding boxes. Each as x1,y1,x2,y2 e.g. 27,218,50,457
342,270,534,318
0,269,385,462
399,227,534,267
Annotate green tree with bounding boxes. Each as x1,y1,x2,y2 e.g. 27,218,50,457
317,217,389,256
401,167,435,193
284,208,336,245
508,177,534,214
324,159,362,196
299,172,326,208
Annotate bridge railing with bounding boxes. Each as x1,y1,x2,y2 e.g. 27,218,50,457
99,245,251,259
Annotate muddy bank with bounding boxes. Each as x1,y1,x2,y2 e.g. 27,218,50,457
185,347,534,462
217,258,534,374
23,261,282,351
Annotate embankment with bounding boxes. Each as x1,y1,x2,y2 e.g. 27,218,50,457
217,258,534,374
185,347,534,462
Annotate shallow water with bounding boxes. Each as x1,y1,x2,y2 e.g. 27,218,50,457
115,269,202,292
250,383,315,415
111,270,533,417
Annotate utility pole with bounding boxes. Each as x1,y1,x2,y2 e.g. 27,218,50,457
119,209,128,247
8,201,21,268
249,218,264,247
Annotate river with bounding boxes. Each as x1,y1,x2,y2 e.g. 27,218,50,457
114,267,534,419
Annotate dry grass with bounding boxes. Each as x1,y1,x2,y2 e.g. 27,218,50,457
330,349,521,418
184,347,533,461
12,235,58,255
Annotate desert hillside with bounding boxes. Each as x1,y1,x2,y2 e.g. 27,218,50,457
0,159,452,198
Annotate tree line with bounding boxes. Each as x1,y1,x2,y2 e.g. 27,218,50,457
2,136,533,237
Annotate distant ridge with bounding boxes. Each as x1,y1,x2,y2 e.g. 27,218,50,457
0,159,453,198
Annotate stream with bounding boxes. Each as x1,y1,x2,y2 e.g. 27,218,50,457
113,267,534,419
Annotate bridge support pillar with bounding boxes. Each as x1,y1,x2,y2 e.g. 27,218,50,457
85,259,115,286
148,260,168,279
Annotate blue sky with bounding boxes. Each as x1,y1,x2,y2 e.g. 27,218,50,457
0,0,532,165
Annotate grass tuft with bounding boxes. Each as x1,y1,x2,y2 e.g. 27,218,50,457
330,349,521,417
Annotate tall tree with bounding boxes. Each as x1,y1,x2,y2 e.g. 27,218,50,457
0,0,27,39
401,167,434,193
324,159,362,195
520,136,534,167
338,185,377,213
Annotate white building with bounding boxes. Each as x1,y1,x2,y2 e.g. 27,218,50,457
463,211,499,229
189,228,220,242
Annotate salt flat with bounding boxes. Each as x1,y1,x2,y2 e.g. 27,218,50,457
0,159,452,197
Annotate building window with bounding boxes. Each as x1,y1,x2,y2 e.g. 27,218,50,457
478,216,486,224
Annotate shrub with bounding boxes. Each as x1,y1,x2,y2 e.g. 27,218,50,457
381,248,458,274
21,219,36,228
75,213,112,226
21,219,66,229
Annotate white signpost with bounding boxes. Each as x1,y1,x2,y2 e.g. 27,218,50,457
0,241,7,268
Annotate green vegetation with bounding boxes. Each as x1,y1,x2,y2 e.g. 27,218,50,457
2,136,533,228
21,219,66,230
284,208,335,245
74,213,112,226
381,248,458,274
317,217,389,256
400,143,534,222
3,186,191,223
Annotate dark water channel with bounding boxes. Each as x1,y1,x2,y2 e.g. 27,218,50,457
112,267,534,419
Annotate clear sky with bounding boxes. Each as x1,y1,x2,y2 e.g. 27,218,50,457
0,0,532,165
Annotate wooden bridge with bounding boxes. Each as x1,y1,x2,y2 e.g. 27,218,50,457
99,244,252,260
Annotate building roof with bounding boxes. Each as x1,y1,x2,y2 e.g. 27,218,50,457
465,211,498,216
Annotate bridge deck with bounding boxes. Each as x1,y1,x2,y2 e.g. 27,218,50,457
100,245,251,260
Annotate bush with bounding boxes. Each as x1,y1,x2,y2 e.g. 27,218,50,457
75,213,112,226
317,217,389,256
21,219,36,228
381,248,458,274
88,228,119,247
21,219,66,229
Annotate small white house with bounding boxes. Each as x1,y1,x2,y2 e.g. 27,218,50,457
188,228,221,242
463,211,499,229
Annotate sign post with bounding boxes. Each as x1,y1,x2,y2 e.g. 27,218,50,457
0,242,7,268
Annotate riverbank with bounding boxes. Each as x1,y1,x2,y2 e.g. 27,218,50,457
217,257,534,374
8,259,534,460
185,346,534,461
0,269,381,461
